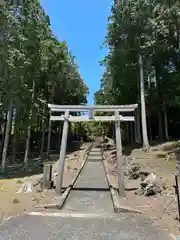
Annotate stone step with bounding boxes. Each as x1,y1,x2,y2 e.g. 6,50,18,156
87,156,102,161
88,154,102,158
89,151,102,155
90,148,101,152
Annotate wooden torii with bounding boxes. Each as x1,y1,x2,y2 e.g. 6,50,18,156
48,104,138,196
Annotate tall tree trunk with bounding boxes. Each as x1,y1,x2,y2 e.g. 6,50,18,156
24,80,35,164
24,118,31,164
158,109,163,141
139,54,149,150
46,83,55,159
163,104,169,141
1,102,13,171
11,108,17,164
1,110,8,153
11,134,17,164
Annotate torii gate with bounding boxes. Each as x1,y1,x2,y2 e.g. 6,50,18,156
48,104,138,196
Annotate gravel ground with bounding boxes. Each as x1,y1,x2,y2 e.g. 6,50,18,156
0,212,171,240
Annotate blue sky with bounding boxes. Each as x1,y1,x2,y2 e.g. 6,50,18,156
40,0,112,104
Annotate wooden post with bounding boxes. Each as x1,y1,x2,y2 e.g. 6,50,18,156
115,111,126,197
56,111,69,194
43,163,52,189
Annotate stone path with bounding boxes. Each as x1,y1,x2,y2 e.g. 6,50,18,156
62,147,113,213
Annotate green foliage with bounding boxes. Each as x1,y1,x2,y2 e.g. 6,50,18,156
0,0,89,165
0,0,88,133
95,0,180,141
